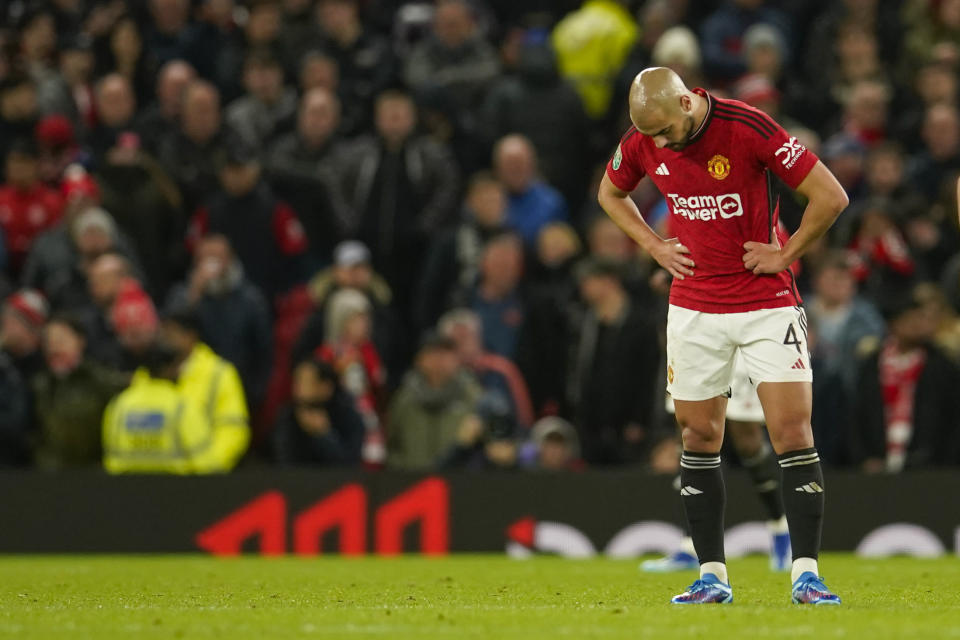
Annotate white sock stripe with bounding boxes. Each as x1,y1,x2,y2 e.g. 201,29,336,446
779,457,820,468
778,452,819,466
680,461,721,469
681,454,721,462
680,458,721,465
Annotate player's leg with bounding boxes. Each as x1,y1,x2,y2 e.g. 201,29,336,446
665,305,735,603
739,306,840,604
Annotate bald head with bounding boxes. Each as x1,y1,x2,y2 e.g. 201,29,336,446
628,67,704,151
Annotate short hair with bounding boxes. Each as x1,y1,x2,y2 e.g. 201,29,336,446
6,137,38,159
466,170,501,193
47,312,88,341
437,308,482,337
812,250,852,278
293,354,339,383
162,302,200,335
244,48,282,72
375,89,413,110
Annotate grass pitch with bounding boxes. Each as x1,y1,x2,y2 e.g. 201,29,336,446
1,554,958,639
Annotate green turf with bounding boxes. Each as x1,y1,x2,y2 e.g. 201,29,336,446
0,554,958,639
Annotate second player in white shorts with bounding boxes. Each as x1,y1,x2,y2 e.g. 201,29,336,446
665,304,812,405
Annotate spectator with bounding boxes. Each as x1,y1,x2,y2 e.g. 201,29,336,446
386,333,480,470
493,134,568,246
313,0,396,136
317,287,386,464
835,79,891,146
54,35,96,132
79,253,132,367
87,74,138,163
298,50,339,95
416,171,510,331
805,251,886,394
157,80,229,211
293,240,400,374
909,103,960,198
405,0,500,129
23,206,141,312
0,75,39,182
94,128,185,301
439,308,534,429
111,278,161,372
94,15,157,108
35,116,87,185
167,234,272,411
862,143,926,222
566,257,660,465
516,222,582,416
189,137,308,302
197,0,246,103
270,356,364,466
225,49,297,148
699,0,790,83
340,90,458,318
0,139,64,276
892,61,958,153
851,286,960,471
159,305,251,471
438,390,519,470
914,281,960,364
455,232,526,361
101,340,220,474
0,289,48,382
520,416,583,471
550,0,638,120
144,0,211,74
845,199,917,306
20,7,74,120
483,42,589,212
266,87,352,266
136,60,197,154
32,313,128,470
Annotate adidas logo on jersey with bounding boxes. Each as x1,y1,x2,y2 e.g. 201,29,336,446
791,358,806,370
655,163,670,175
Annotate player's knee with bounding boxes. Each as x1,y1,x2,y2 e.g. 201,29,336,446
679,421,724,452
770,421,813,453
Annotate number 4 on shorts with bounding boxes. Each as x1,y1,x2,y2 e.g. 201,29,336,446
783,323,802,353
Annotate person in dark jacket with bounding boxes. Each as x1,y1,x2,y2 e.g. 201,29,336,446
32,313,128,469
0,289,48,383
271,355,364,466
482,41,590,213
265,87,352,269
0,349,30,466
167,234,273,413
565,257,661,465
415,171,510,332
339,90,459,322
189,137,308,302
851,286,960,471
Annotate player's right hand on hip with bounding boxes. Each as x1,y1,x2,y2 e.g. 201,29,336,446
651,237,695,280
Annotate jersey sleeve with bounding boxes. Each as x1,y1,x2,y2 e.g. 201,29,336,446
758,119,819,189
605,128,646,192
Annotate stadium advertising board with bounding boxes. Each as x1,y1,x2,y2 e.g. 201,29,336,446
0,470,956,556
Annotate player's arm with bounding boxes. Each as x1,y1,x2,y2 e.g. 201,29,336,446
597,172,695,280
743,161,848,274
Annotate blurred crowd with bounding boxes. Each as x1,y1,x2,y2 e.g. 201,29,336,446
0,0,959,475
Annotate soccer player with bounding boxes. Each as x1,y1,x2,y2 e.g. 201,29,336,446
598,68,847,605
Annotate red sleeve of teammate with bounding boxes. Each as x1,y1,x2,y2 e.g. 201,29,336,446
605,128,647,192
756,117,819,189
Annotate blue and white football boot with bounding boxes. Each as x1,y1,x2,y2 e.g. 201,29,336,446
670,573,734,604
640,550,699,573
791,572,842,605
770,531,792,572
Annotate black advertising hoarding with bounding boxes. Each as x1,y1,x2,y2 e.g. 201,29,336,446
0,470,956,557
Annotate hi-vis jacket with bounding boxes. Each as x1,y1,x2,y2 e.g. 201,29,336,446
102,343,250,474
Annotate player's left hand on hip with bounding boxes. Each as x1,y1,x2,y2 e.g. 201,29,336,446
742,241,786,274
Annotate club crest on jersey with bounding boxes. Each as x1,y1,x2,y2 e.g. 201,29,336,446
613,145,622,170
707,154,731,180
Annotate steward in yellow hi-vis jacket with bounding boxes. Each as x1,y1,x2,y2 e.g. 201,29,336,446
103,307,251,473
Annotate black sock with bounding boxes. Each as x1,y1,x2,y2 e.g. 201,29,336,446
672,474,691,537
679,451,726,564
742,444,785,521
778,448,824,560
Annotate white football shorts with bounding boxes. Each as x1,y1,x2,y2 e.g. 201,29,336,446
665,349,765,422
665,304,812,403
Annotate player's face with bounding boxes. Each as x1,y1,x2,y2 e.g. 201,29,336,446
635,109,696,151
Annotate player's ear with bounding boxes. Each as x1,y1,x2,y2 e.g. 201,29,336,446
679,94,692,114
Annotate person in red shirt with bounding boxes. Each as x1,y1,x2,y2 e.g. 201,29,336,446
598,67,848,605
0,139,64,275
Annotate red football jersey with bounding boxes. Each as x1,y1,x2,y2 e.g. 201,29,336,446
606,89,819,313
